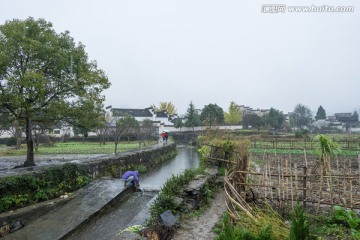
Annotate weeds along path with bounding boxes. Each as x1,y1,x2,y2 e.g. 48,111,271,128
172,189,226,240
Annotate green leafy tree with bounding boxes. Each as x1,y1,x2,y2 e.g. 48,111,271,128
242,114,263,130
224,101,242,125
315,105,326,120
152,101,177,115
289,104,313,129
174,118,184,130
353,111,359,122
200,104,224,127
70,100,105,143
265,108,284,130
184,101,201,129
0,17,110,166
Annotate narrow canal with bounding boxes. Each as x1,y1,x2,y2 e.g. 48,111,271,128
66,145,199,240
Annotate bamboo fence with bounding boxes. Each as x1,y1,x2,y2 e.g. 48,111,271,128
207,145,360,213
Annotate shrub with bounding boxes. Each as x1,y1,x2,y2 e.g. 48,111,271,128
148,168,199,224
330,205,360,237
289,202,311,240
133,164,147,174
294,129,308,139
0,163,91,213
5,137,17,146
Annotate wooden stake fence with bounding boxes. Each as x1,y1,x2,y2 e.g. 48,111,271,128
211,145,360,211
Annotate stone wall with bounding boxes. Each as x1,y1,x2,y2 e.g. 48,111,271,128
0,144,177,180
175,168,219,213
82,143,177,179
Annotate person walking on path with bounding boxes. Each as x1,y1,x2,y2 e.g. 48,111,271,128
161,131,167,145
121,170,140,188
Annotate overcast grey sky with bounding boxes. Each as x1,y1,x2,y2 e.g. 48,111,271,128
1,0,359,116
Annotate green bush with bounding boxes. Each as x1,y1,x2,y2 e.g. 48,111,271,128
289,202,311,240
0,163,91,213
149,168,200,224
5,137,17,146
294,129,309,139
0,194,30,212
133,164,147,174
330,206,360,237
0,175,38,197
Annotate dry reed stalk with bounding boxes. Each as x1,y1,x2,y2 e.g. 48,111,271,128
277,156,281,201
224,177,254,219
246,153,250,188
303,165,307,208
317,163,324,212
234,171,358,178
350,179,354,209
295,163,298,199
349,158,353,209
289,154,294,209
268,154,273,201
337,156,341,205
236,183,307,191
264,154,268,199
281,159,285,202
285,159,289,202
328,153,334,205
206,156,237,164
225,195,242,220
343,159,347,208
358,155,360,190
304,148,309,207
324,151,331,199
225,175,253,211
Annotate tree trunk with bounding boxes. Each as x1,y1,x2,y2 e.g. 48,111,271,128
15,126,22,149
114,137,119,154
24,118,35,166
34,132,39,151
102,133,106,145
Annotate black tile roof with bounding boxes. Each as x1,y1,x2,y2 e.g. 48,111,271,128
155,111,168,118
112,108,153,117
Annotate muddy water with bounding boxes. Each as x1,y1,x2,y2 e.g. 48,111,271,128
66,145,199,240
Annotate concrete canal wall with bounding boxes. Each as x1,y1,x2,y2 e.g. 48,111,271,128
82,143,177,179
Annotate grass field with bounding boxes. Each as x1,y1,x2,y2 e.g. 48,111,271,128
0,141,156,156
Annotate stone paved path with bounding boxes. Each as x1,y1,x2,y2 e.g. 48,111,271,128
172,189,226,240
